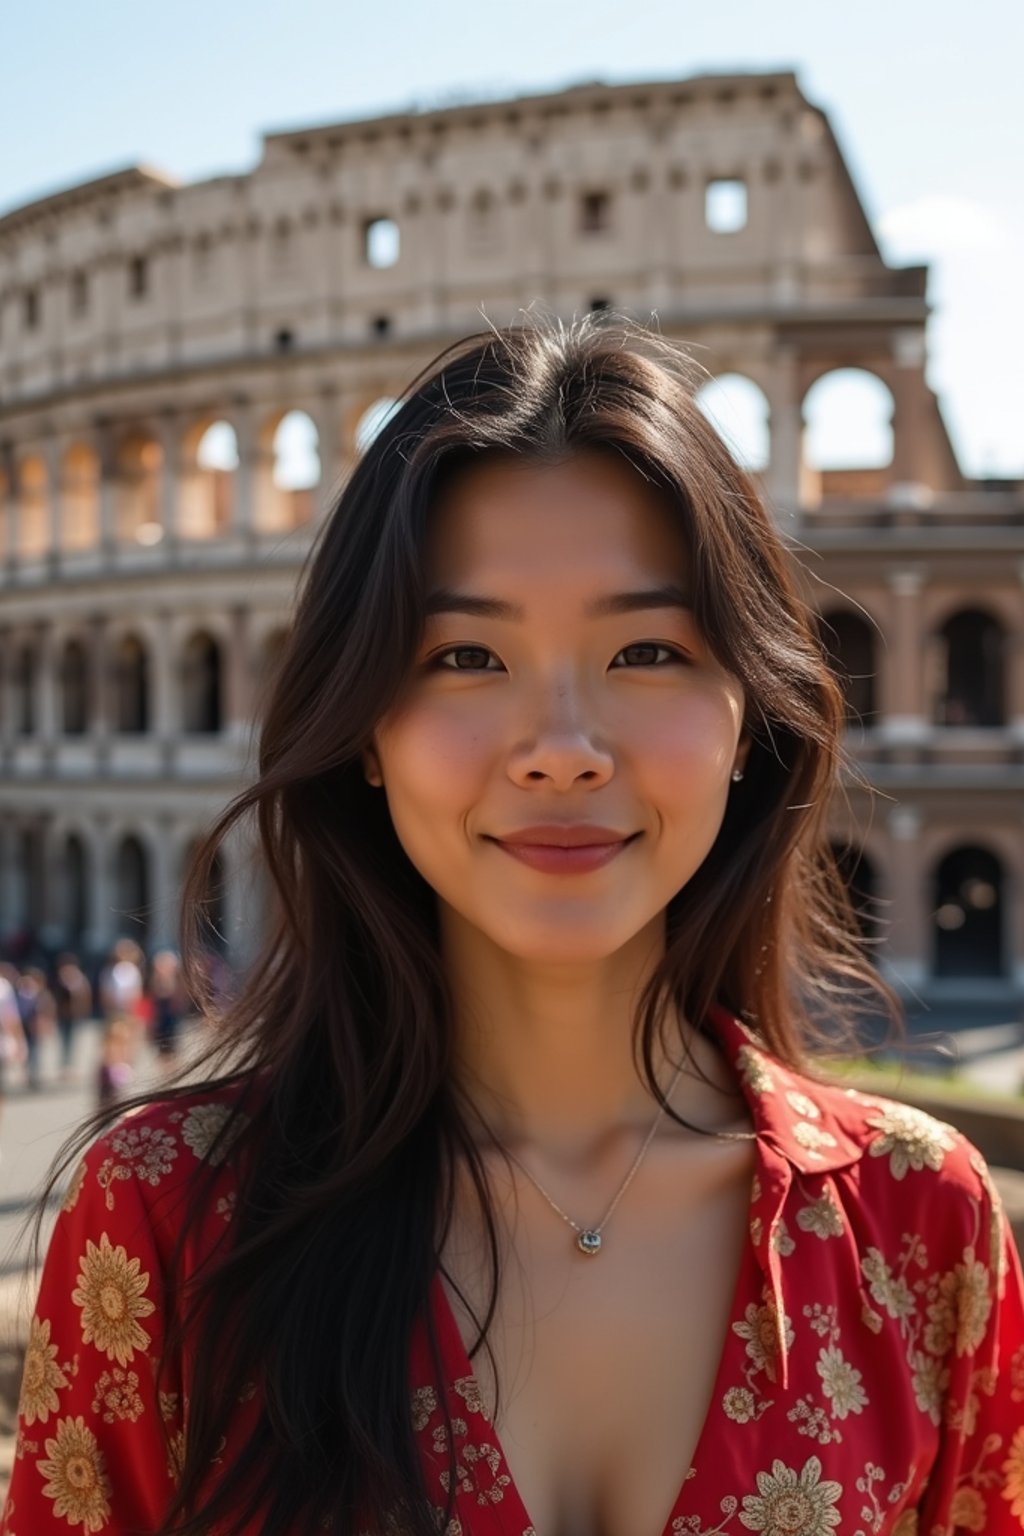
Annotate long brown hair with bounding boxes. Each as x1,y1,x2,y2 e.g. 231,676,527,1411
45,316,902,1534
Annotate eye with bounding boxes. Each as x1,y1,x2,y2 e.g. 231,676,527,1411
612,642,687,668
434,645,503,672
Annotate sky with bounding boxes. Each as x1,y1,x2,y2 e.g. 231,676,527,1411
1,0,1021,478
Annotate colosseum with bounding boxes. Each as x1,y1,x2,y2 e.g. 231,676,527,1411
1,70,1021,1020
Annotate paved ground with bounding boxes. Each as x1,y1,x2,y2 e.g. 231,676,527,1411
0,1011,1022,1501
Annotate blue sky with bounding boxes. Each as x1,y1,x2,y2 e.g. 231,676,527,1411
2,0,1020,476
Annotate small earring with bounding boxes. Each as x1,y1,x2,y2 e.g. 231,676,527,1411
731,768,744,782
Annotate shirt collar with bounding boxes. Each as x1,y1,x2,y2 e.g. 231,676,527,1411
706,1002,867,1390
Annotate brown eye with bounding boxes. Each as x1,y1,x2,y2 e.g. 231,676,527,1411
613,643,683,667
438,646,497,671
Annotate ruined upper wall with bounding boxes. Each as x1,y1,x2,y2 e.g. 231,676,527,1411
0,71,926,409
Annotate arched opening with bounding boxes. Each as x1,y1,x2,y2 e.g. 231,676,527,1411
817,610,878,727
115,433,164,544
182,631,222,734
802,369,894,504
829,843,882,953
16,826,44,935
179,419,238,538
60,638,89,735
63,833,89,943
354,397,400,455
931,846,1004,978
113,634,149,733
696,374,770,473
62,443,101,549
16,456,50,558
256,411,320,530
14,643,36,735
467,189,498,253
115,834,150,942
934,609,1005,727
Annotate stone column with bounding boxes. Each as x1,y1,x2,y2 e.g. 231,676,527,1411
879,567,929,747
94,422,118,555
88,614,112,765
764,347,803,524
156,412,181,551
46,436,64,574
84,816,115,958
881,805,927,990
149,817,180,952
36,619,58,755
888,330,931,502
312,388,340,513
2,441,19,577
223,605,254,751
230,402,257,538
151,610,177,763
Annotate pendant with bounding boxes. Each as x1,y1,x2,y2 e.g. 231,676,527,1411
577,1229,602,1256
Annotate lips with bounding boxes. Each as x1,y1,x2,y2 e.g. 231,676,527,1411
492,825,634,847
487,826,639,875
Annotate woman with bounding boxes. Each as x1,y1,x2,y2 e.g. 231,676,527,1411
4,318,1022,1536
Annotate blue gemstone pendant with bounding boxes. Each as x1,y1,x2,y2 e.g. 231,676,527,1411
577,1229,602,1255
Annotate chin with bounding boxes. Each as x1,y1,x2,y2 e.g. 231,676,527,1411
479,916,643,966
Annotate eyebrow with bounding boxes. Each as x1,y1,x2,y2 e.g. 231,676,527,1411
423,583,695,621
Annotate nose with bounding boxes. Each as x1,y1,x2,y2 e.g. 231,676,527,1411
506,676,615,790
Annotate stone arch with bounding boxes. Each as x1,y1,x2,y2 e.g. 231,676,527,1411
16,454,49,558
115,431,164,544
363,216,400,269
354,397,401,455
181,630,222,734
817,608,878,727
802,368,894,504
255,410,320,531
466,188,500,253
933,607,1005,727
930,843,1005,978
112,632,150,733
696,374,770,473
62,442,101,549
60,636,90,734
114,832,151,943
179,418,238,538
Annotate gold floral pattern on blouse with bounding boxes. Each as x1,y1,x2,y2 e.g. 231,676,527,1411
61,1161,87,1215
795,1194,844,1241
177,1102,248,1164
37,1415,112,1532
864,1104,955,1180
1002,1426,1024,1521
733,1297,794,1383
736,1045,774,1096
18,1317,69,1426
96,1124,179,1210
738,1454,842,1533
72,1233,156,1366
90,1368,144,1424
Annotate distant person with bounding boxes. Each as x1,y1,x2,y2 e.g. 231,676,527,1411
51,951,93,1077
0,964,26,1122
148,949,186,1065
14,966,52,1091
98,938,145,1032
95,1016,136,1109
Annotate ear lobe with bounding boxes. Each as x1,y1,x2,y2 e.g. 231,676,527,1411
362,748,383,788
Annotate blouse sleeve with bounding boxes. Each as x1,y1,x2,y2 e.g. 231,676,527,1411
1,1130,185,1535
919,1162,1024,1533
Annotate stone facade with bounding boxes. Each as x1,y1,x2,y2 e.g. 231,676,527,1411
0,71,1020,1010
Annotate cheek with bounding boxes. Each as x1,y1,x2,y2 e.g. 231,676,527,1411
627,689,739,791
377,699,494,815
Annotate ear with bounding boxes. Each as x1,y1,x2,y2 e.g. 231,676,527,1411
362,745,384,788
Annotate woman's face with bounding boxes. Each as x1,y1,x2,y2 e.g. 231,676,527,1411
367,451,750,964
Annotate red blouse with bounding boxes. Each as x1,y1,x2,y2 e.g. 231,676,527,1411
3,1004,1024,1535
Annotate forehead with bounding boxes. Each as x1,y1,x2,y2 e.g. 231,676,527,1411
425,452,691,588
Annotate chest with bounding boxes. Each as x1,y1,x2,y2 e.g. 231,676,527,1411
439,1137,757,1536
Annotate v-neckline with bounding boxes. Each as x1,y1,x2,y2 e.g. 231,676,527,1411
429,1192,760,1536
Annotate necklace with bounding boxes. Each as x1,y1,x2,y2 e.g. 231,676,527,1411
489,1061,686,1257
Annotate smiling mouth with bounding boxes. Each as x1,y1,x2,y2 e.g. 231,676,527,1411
487,833,640,874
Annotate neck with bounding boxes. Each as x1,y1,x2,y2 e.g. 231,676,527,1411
440,907,738,1160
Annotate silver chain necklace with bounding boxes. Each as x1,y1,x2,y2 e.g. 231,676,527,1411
488,1061,686,1256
